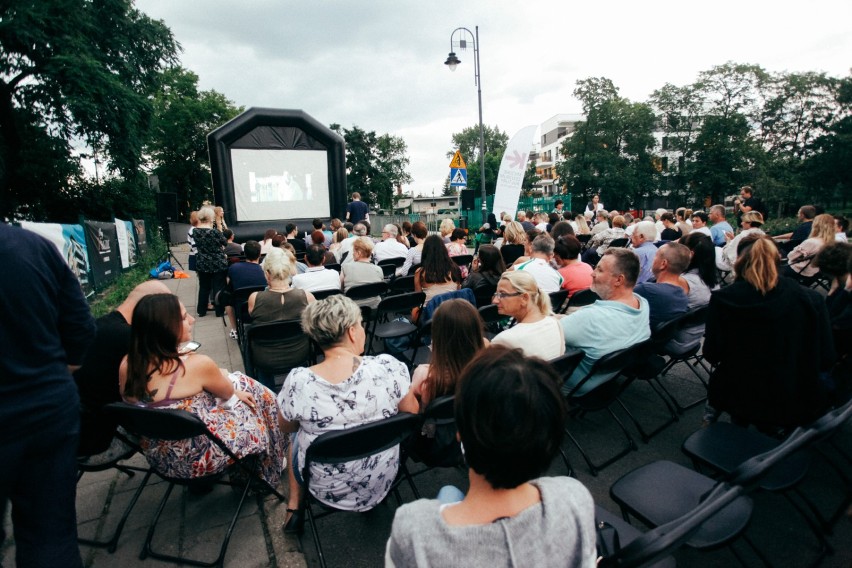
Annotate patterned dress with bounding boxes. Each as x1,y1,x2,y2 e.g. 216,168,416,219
135,372,288,486
278,355,410,512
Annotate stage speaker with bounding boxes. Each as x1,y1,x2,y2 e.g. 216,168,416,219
156,192,178,221
461,189,475,211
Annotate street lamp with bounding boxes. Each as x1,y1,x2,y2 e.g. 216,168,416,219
445,26,488,224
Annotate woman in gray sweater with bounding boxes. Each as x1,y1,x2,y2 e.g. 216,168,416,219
386,346,596,567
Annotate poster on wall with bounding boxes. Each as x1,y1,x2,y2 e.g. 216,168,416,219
133,219,148,256
114,217,137,268
84,220,122,290
19,221,92,296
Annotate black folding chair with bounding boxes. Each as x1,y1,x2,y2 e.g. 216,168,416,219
366,291,425,355
77,434,152,553
407,395,464,473
549,349,585,476
567,288,599,311
242,320,313,384
477,303,502,339
388,275,416,295
549,289,569,314
472,282,497,308
608,238,629,249
380,263,397,279
653,306,711,412
231,285,266,346
345,281,390,333
563,344,646,475
577,233,592,251
103,403,285,568
323,262,341,272
451,254,474,272
377,256,406,269
311,288,343,300
299,413,421,568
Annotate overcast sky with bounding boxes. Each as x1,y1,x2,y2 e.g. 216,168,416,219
136,0,851,198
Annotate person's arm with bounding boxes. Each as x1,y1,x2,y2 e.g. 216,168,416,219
247,291,259,314
305,291,316,303
413,268,423,292
398,368,426,414
195,355,256,408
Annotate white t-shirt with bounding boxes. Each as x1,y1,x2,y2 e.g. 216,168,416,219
491,317,565,360
291,267,341,292
515,257,564,293
373,239,408,263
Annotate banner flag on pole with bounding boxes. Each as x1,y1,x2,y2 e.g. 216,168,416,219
492,125,537,221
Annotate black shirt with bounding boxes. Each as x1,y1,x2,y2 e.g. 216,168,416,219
347,200,369,224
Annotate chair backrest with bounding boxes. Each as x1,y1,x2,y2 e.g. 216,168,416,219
807,397,852,439
311,288,343,300
244,319,311,375
104,403,209,441
568,288,600,309
478,303,500,324
577,234,592,244
451,254,474,269
324,263,341,272
599,484,746,568
472,282,497,308
567,344,642,398
410,395,462,467
549,289,569,314
345,281,389,301
389,275,415,294
550,349,585,381
232,285,266,303
375,291,425,320
727,426,817,491
377,256,406,268
304,413,420,481
380,264,397,279
609,238,629,249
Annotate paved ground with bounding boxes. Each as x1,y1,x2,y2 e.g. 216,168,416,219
3,244,851,567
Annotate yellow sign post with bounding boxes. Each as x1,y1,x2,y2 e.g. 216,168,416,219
449,150,467,169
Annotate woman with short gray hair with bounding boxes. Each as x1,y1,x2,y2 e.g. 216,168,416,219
277,295,411,531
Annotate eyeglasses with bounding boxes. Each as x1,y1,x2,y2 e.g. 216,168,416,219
493,291,523,299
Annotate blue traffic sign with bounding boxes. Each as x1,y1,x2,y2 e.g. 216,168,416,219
450,167,468,187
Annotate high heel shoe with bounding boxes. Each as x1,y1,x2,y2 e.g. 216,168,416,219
283,507,304,534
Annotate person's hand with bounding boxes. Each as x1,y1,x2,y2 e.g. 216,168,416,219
235,390,257,412
724,231,734,242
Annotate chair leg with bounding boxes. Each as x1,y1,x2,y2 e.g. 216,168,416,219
616,390,677,444
305,500,327,568
559,447,575,478
79,469,152,553
564,409,636,476
657,357,709,412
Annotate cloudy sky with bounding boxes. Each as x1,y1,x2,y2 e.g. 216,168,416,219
136,0,851,197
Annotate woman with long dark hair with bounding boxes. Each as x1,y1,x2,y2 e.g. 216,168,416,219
399,299,487,414
679,232,717,307
705,235,835,430
119,294,287,485
414,235,461,307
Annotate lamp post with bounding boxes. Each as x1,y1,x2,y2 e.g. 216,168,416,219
445,26,487,224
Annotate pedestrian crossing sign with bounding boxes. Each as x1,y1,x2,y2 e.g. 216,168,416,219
450,167,468,187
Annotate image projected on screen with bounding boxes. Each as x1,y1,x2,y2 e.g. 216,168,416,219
231,149,331,222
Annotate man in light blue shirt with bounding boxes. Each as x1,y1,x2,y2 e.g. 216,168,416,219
560,248,651,395
629,221,658,284
708,204,733,247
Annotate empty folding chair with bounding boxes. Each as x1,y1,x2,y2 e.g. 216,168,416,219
548,289,569,314
566,288,600,311
365,291,425,355
388,274,416,295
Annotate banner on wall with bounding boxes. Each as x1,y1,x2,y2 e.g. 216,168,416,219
84,220,122,290
114,218,137,268
491,125,538,221
133,219,148,256
19,221,92,296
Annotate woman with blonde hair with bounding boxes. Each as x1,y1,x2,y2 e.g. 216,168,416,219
500,221,528,265
704,235,834,431
329,227,349,261
491,271,564,360
439,218,456,244
574,214,591,235
785,213,836,278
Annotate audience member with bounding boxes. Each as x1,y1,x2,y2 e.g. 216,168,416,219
549,220,575,242
279,295,410,530
120,294,286,486
500,221,528,266
708,204,733,247
260,228,277,255
401,221,415,248
339,222,369,264
582,214,626,265
346,192,369,224
462,244,505,302
341,238,385,309
224,240,266,337
835,215,849,243
517,211,535,231
387,346,595,568
659,212,682,241
560,248,651,395
719,211,765,272
690,211,712,237
194,206,228,318
679,232,717,307
514,234,563,293
399,299,486,414
774,205,816,254
629,220,658,284
309,230,336,264
704,235,834,431
222,229,242,256
445,228,469,257
634,243,691,329
329,227,349,261
574,214,591,235
585,194,604,214
492,271,564,360
285,223,307,256
653,208,668,238
1,224,96,567
291,244,341,293
399,221,428,276
439,219,456,243
247,249,316,389
785,213,836,279
554,235,593,299
590,210,610,235
675,208,692,235
414,236,462,317
374,224,409,263
213,206,228,232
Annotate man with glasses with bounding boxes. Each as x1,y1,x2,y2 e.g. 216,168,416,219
373,224,408,264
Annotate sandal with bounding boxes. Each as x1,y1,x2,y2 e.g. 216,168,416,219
283,507,304,534
228,329,238,340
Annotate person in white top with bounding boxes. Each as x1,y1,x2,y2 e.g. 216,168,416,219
835,215,849,243
339,223,370,264
513,234,563,293
373,224,408,263
590,210,611,236
491,271,565,360
291,245,342,293
690,211,712,237
584,194,604,215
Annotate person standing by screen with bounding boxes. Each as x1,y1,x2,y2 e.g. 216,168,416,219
346,192,369,224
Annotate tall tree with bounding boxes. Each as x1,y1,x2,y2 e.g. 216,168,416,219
146,67,242,219
556,78,658,210
0,0,178,219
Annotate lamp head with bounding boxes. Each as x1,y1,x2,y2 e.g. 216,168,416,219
444,51,461,71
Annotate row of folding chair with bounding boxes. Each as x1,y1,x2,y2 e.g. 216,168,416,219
602,398,852,567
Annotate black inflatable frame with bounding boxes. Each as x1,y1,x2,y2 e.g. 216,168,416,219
207,108,347,241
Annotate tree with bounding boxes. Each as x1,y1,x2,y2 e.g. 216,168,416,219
522,160,541,195
331,124,412,209
447,124,508,197
146,67,242,219
0,0,178,219
696,62,771,122
556,78,658,210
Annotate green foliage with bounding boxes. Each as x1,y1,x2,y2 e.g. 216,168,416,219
147,67,242,219
0,0,178,220
330,124,413,209
447,124,507,196
556,78,658,210
522,160,540,194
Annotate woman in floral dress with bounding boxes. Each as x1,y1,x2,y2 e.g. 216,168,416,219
119,293,287,487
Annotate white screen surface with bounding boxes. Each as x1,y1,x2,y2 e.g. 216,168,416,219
231,149,331,222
